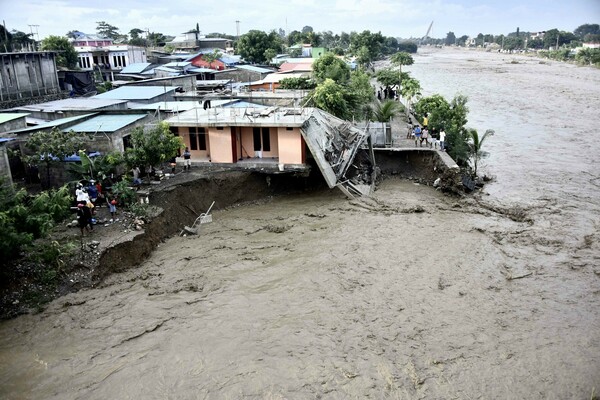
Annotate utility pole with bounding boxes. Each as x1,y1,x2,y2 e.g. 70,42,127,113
556,34,559,50
28,24,40,51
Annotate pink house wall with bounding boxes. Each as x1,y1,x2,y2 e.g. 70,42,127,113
277,127,303,164
208,127,234,163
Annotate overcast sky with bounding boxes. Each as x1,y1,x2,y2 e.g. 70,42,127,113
1,0,599,40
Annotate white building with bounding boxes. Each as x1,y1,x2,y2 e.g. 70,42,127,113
72,34,147,81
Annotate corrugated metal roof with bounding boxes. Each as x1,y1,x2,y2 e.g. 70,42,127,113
0,137,16,143
0,113,29,124
13,98,127,112
8,114,97,134
120,62,152,74
128,101,200,112
154,66,181,74
188,67,216,73
93,86,178,100
66,114,147,133
164,62,191,68
235,65,273,74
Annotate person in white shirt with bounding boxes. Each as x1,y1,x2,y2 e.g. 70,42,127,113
439,129,446,151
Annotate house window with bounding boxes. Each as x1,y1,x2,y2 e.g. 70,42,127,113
286,127,293,131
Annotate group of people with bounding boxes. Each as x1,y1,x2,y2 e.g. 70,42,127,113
377,86,399,101
74,180,118,236
407,114,446,151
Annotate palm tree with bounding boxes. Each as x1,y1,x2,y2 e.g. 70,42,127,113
468,128,494,176
373,100,401,122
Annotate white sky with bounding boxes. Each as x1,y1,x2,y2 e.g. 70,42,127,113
1,0,598,40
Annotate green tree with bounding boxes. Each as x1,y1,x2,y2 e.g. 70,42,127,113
312,53,351,84
575,48,600,66
96,21,122,40
287,30,303,46
305,78,353,120
373,100,401,122
445,32,456,46
24,128,90,188
349,30,384,64
375,68,408,88
124,122,183,173
414,94,475,166
574,24,600,39
40,36,78,69
279,77,316,90
468,128,494,176
263,48,277,63
0,184,72,263
65,30,81,39
348,69,374,106
202,49,222,69
68,150,123,182
237,30,282,64
302,26,314,34
128,28,146,46
390,51,414,74
400,77,421,118
10,30,35,51
397,41,418,53
147,32,167,47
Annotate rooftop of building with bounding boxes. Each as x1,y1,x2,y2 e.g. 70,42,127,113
66,114,147,133
0,113,29,124
93,86,179,100
165,106,315,127
11,98,128,113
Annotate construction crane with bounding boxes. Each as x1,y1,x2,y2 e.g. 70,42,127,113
423,21,434,40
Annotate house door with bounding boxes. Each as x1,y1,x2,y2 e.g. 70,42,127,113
252,127,271,157
231,130,238,162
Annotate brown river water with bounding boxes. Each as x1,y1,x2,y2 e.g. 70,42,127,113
1,48,599,399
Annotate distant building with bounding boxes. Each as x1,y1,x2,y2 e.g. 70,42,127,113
166,33,233,52
72,33,147,81
0,52,61,102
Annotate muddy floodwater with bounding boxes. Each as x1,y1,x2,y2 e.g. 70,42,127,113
1,48,599,399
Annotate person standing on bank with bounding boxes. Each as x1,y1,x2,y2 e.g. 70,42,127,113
439,128,446,151
76,203,93,235
183,147,191,171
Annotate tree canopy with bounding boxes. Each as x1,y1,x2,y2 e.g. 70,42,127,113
312,53,351,84
124,122,183,170
40,36,79,69
236,30,282,64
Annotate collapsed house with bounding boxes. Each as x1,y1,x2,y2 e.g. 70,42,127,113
165,107,376,197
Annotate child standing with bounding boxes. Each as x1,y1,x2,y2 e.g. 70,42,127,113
107,194,117,222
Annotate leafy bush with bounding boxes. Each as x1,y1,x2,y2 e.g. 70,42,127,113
111,179,137,207
0,185,72,263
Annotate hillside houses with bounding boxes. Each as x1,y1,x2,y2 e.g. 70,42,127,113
71,33,147,81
